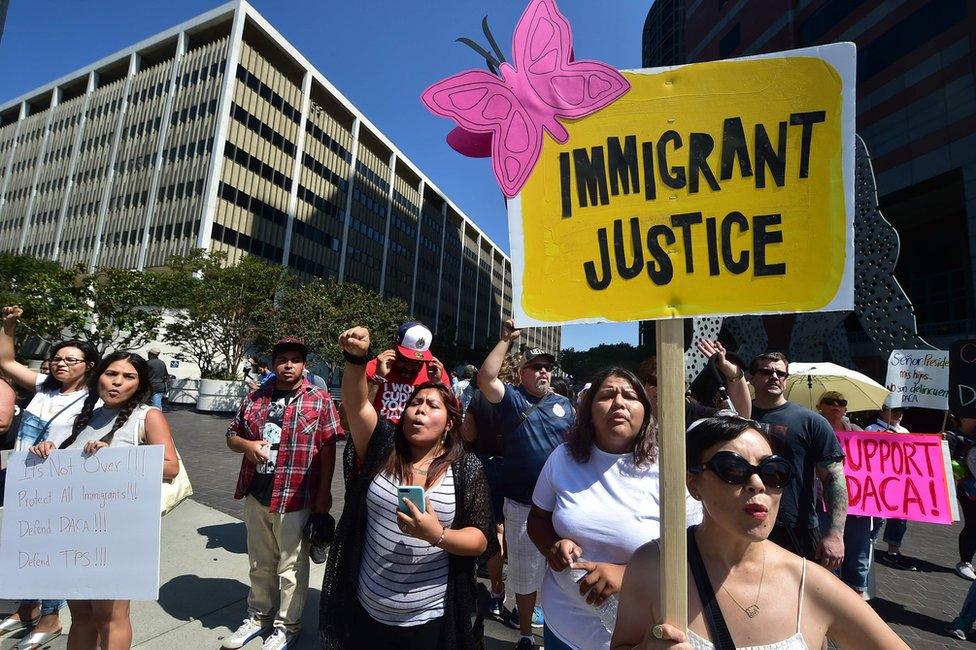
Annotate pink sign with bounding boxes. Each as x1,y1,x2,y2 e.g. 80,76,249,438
837,431,955,524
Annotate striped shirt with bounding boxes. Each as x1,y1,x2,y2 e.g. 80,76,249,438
357,468,456,626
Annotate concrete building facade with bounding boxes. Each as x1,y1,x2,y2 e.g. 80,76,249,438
641,0,976,357
0,1,560,353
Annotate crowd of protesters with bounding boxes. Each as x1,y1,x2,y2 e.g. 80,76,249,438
1,303,969,649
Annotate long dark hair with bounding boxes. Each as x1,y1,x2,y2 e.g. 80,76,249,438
566,366,657,467
60,352,151,449
379,381,465,489
40,339,100,392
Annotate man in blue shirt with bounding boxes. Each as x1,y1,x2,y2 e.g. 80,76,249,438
478,319,574,648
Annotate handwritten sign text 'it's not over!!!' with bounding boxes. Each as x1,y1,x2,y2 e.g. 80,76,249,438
0,446,163,600
837,431,956,524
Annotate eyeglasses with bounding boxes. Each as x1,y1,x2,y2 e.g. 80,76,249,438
526,363,552,372
754,368,788,379
49,356,85,366
821,398,848,407
689,451,794,489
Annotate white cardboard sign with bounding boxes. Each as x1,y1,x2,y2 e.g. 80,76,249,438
0,446,163,600
885,349,950,410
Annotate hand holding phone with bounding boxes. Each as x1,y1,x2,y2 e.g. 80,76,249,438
397,486,426,514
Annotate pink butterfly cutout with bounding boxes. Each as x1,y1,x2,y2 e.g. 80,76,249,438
421,0,630,198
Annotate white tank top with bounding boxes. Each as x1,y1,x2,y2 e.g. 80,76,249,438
688,559,809,650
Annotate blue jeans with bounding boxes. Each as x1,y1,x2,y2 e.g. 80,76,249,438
150,392,164,409
872,517,908,548
22,600,65,616
841,515,874,591
952,580,976,630
543,624,575,649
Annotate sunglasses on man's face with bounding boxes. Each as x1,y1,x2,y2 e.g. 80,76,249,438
821,398,848,407
689,451,794,489
754,367,788,379
526,363,552,372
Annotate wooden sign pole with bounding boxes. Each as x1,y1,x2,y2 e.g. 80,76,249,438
656,318,688,631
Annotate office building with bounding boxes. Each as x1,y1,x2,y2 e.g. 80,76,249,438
0,0,560,353
641,0,975,355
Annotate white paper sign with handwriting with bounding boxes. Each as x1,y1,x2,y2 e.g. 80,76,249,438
0,446,163,600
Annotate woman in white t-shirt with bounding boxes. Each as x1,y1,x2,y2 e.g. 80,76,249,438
527,367,703,650
0,305,99,648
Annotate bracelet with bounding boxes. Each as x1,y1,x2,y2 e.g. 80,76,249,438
343,349,370,365
433,526,447,548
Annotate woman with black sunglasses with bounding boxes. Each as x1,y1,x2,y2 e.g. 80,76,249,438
612,416,906,649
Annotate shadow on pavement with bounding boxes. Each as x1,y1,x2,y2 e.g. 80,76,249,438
158,575,248,630
198,522,248,554
870,597,954,638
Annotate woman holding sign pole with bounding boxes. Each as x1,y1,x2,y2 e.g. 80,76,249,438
30,352,179,650
611,416,907,649
0,305,99,648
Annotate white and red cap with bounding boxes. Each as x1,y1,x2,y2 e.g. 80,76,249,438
395,321,433,361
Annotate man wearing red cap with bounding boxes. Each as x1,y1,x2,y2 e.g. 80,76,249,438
365,321,450,424
224,337,341,650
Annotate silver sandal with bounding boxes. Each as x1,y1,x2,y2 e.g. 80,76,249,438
0,616,39,637
15,629,62,649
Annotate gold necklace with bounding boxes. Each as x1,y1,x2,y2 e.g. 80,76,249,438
721,544,766,618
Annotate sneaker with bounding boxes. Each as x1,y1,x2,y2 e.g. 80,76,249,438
857,589,871,601
516,636,536,649
261,629,294,650
488,590,505,617
957,562,976,580
877,551,917,571
946,626,967,640
531,606,544,629
223,618,269,649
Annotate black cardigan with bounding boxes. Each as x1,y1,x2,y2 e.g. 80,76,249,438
320,419,499,649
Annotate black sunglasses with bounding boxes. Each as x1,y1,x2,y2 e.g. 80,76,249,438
526,363,553,371
754,367,788,379
690,451,794,489
821,398,848,407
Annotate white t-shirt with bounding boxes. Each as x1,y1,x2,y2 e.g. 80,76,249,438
532,443,703,650
865,420,909,433
16,375,90,450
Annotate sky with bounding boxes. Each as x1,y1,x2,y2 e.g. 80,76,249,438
0,0,652,351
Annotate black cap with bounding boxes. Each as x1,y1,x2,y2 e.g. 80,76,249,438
522,348,555,366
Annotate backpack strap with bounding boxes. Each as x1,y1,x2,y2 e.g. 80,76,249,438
687,526,736,650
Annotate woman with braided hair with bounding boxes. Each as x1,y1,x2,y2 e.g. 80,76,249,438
0,305,99,648
29,351,179,650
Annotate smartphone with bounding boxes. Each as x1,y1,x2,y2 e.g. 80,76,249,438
397,486,426,515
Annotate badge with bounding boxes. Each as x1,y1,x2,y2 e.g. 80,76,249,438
552,403,566,418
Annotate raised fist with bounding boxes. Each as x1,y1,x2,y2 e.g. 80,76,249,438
2,305,23,326
339,327,370,358
501,319,521,343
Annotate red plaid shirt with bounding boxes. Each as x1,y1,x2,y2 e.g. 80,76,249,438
228,377,342,513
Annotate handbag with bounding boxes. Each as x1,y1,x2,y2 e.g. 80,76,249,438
134,407,194,516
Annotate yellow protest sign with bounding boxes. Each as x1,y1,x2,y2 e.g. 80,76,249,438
508,44,856,324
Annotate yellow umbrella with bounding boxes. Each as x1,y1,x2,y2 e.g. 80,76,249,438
785,362,890,412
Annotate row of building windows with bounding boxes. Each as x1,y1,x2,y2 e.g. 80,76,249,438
345,243,378,268
355,160,389,193
301,152,347,191
169,99,217,127
348,215,384,245
176,61,224,91
287,252,335,278
296,184,343,221
390,207,417,238
235,64,301,124
291,218,339,251
352,185,386,220
224,141,292,192
421,208,441,232
392,189,418,214
218,181,287,228
305,118,352,163
230,102,295,156
155,178,204,204
212,221,283,261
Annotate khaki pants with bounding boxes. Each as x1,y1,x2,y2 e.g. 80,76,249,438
244,495,311,633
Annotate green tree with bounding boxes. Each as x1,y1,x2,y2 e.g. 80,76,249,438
162,251,289,379
254,278,410,374
558,342,655,383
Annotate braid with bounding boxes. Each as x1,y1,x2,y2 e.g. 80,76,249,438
101,400,139,445
59,391,100,450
